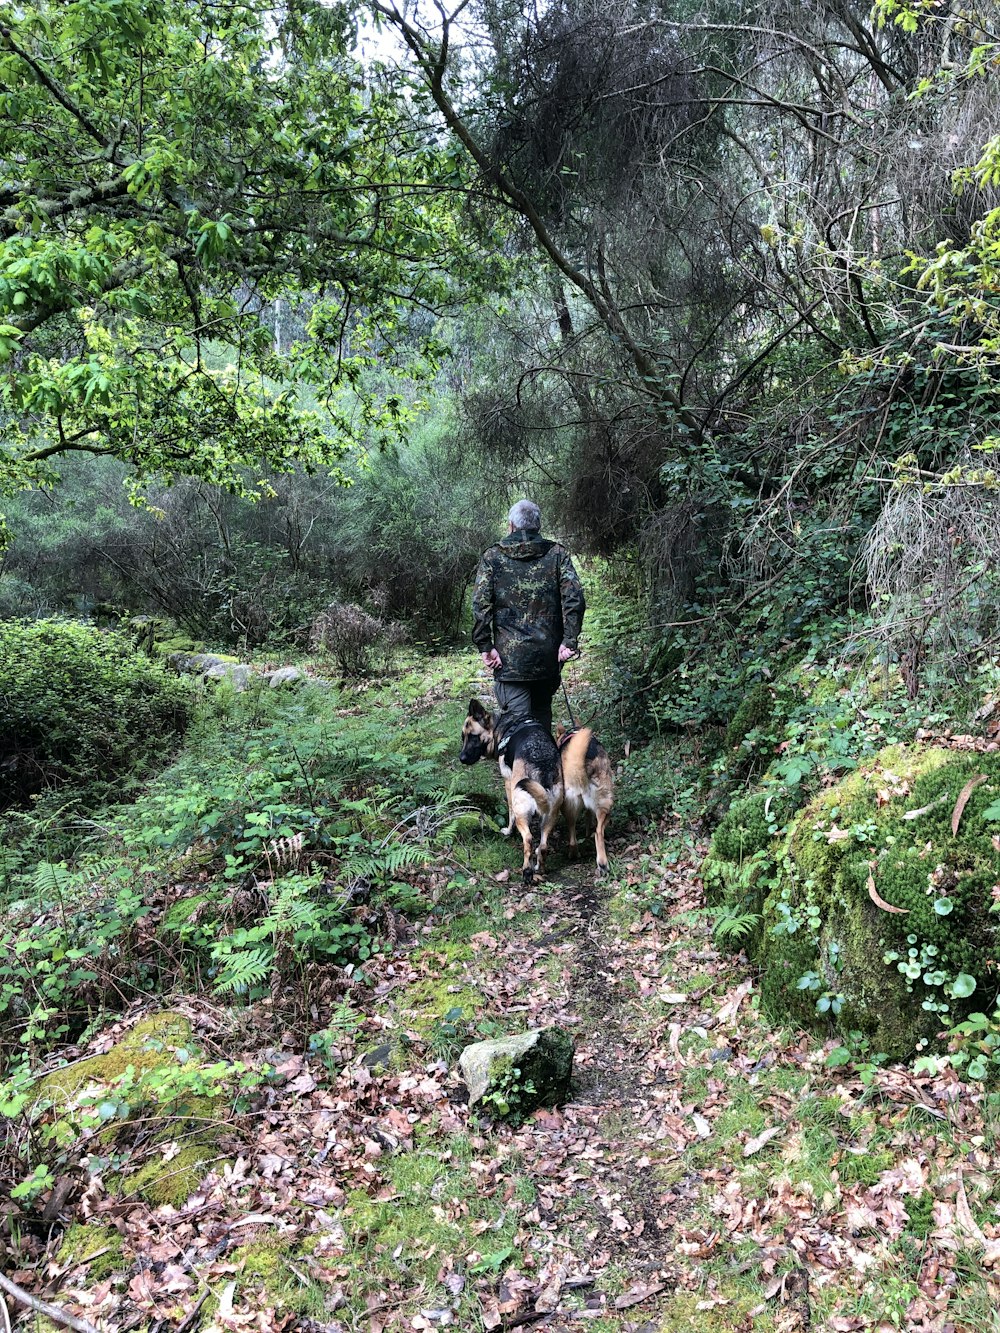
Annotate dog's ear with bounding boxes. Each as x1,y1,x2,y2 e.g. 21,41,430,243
468,699,489,724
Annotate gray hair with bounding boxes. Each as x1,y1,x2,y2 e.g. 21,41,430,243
508,499,541,531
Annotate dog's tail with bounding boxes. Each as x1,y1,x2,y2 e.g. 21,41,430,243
516,778,553,816
560,727,594,793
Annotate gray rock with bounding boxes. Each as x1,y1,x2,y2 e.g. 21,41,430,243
360,1042,393,1069
167,651,226,675
267,666,305,689
204,662,253,690
459,1027,574,1119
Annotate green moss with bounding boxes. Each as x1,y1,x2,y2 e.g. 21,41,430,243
230,1239,326,1316
754,746,1000,1057
57,1223,125,1281
757,923,822,1030
837,1148,894,1186
395,951,485,1041
38,1012,194,1102
711,789,799,865
725,683,775,750
160,894,211,932
657,1288,776,1331
120,1141,224,1206
905,1190,936,1239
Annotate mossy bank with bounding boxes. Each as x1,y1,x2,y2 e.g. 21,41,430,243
706,744,1000,1057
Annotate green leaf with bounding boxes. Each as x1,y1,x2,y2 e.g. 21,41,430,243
950,973,977,999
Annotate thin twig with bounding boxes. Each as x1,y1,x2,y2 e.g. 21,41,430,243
174,1289,211,1333
0,1270,99,1333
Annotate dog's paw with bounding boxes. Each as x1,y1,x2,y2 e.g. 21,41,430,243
595,861,608,879
501,824,514,837
522,867,535,887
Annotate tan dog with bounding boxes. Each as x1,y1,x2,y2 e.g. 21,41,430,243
556,727,614,877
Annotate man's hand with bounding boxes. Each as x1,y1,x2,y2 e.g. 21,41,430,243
482,649,502,671
558,644,577,664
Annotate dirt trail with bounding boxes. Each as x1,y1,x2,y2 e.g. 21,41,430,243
484,847,707,1329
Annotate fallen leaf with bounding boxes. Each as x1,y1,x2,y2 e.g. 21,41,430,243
867,872,909,914
614,1281,665,1310
952,774,988,835
743,1126,782,1157
691,1114,712,1139
903,794,949,820
716,978,752,1023
955,1174,987,1247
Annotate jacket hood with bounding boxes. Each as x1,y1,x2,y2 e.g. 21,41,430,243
499,530,554,560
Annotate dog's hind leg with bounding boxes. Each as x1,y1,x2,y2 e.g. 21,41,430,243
514,811,535,884
536,798,562,879
562,793,581,859
594,804,611,877
500,774,515,836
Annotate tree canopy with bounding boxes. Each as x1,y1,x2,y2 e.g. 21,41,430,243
0,0,493,527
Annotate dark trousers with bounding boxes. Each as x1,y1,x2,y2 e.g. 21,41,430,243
494,677,559,734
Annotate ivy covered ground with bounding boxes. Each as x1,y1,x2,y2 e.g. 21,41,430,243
2,647,1000,1333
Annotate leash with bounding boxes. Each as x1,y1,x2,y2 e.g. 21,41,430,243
561,650,581,730
559,652,602,737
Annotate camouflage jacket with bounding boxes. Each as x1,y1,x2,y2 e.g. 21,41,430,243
471,530,585,681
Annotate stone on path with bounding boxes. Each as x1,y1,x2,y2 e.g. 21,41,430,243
459,1027,574,1117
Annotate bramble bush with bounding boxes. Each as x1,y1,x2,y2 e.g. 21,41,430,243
310,602,406,677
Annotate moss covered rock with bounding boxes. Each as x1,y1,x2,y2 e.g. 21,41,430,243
229,1239,327,1317
38,1012,194,1103
753,746,1000,1057
121,1141,226,1207
57,1223,125,1281
460,1027,574,1120
36,1012,228,1208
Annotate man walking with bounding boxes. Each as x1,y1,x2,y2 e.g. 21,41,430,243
472,499,585,734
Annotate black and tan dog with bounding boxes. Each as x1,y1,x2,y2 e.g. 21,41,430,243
556,726,614,877
459,700,614,882
459,700,563,885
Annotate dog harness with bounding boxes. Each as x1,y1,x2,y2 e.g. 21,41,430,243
494,715,550,758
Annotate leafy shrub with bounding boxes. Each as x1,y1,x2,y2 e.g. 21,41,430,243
310,602,406,676
0,619,192,808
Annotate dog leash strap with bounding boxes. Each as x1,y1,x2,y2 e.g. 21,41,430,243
561,679,577,730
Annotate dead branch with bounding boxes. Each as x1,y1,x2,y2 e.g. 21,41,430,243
0,1270,99,1333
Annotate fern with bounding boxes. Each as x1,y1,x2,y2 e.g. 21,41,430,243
212,945,273,995
264,832,307,873
712,908,761,943
341,843,425,885
31,860,78,900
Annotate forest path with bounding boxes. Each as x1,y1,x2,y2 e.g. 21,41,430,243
473,813,992,1333
471,835,730,1331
